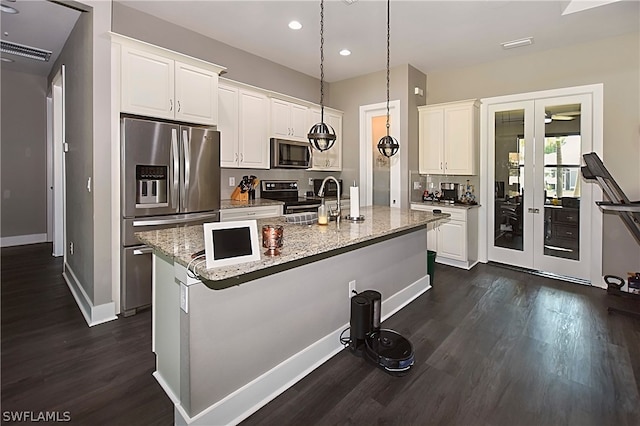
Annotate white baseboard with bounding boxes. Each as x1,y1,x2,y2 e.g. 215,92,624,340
63,263,117,327
1,233,47,247
175,273,431,426
436,257,477,270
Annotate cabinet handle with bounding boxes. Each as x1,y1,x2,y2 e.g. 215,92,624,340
440,162,443,170
178,100,181,112
566,216,574,220
235,153,238,162
240,153,244,162
169,99,173,111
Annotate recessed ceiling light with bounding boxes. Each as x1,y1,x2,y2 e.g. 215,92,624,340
501,37,533,50
339,49,351,56
288,21,302,30
1,4,19,14
1,57,14,63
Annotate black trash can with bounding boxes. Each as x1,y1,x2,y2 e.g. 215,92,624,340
427,250,437,284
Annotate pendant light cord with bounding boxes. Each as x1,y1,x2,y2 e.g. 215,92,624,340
385,0,390,136
320,0,325,123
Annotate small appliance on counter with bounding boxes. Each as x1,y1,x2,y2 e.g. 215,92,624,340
345,290,414,376
440,182,459,204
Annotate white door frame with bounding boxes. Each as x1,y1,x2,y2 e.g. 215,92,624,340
48,66,66,258
480,84,603,286
359,100,401,207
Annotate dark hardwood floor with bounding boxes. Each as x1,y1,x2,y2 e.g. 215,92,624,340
1,243,173,425
2,243,639,425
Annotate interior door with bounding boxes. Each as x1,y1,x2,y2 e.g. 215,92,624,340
488,95,592,281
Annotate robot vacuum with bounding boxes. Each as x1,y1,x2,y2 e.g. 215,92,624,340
348,290,414,376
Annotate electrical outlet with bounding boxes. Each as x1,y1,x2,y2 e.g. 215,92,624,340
69,242,74,255
308,177,314,186
229,177,235,187
349,280,356,298
413,181,422,190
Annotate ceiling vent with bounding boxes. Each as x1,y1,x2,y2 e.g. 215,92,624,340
1,40,52,62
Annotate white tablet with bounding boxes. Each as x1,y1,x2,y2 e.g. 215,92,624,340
203,220,261,269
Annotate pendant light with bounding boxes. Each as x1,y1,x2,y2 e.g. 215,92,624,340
377,0,399,158
308,0,336,152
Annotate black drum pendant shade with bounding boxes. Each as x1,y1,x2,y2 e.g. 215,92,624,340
377,0,399,158
308,0,336,152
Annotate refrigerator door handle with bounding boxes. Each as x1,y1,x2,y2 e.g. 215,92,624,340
132,212,219,227
182,129,190,211
171,129,179,209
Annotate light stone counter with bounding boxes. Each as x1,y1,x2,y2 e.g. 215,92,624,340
220,198,284,209
136,205,447,289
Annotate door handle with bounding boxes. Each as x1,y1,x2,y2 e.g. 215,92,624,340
182,129,190,210
133,247,154,255
528,208,540,214
171,129,179,209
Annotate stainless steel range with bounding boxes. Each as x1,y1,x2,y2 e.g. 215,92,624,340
261,180,321,214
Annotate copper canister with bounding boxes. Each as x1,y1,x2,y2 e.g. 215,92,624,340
262,225,284,256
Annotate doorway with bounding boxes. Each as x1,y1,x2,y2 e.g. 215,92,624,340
483,86,603,283
47,66,66,258
359,101,401,207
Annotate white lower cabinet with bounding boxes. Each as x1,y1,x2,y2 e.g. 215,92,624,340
220,205,283,222
411,204,478,269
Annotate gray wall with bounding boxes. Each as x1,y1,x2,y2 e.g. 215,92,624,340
329,64,427,209
48,10,95,301
426,32,640,275
0,70,48,238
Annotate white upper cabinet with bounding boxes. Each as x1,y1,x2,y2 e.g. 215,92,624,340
174,61,219,125
218,82,269,169
271,98,309,142
419,99,479,175
121,47,175,120
309,108,343,171
117,36,225,126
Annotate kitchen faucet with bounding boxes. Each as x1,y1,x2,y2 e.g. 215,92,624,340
317,176,341,224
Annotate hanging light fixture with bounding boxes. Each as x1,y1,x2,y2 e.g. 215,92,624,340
377,0,399,158
308,0,336,152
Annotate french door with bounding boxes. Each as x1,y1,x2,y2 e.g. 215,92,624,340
487,94,593,281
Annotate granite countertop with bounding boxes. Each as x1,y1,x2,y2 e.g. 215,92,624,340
220,198,284,209
411,201,481,210
136,205,448,289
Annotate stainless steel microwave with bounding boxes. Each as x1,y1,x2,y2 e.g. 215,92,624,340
270,138,311,169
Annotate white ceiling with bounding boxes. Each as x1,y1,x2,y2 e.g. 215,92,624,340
1,0,638,82
0,0,81,76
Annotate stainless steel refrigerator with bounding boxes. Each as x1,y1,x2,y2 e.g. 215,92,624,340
121,116,220,316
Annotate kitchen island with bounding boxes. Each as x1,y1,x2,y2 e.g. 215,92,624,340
137,205,446,425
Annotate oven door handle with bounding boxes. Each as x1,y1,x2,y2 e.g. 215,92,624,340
286,204,321,212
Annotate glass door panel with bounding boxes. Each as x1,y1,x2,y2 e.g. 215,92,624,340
488,102,534,269
533,96,592,280
494,110,525,251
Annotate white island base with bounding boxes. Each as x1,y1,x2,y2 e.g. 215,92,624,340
152,226,431,425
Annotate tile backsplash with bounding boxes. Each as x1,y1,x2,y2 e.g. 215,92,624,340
409,170,480,203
